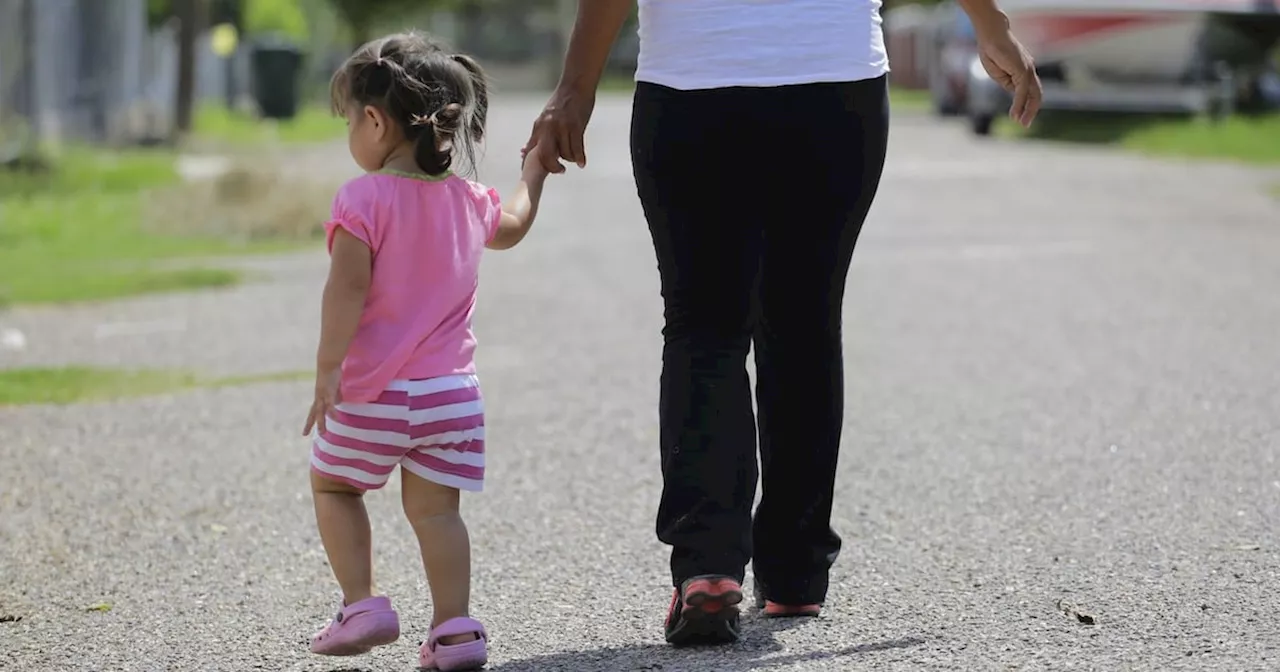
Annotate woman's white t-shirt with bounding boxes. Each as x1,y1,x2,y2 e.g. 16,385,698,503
634,0,890,91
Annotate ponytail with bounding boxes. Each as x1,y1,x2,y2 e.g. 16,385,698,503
450,54,489,143
412,103,464,175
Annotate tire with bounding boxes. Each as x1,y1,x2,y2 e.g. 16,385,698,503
970,113,994,136
934,97,962,117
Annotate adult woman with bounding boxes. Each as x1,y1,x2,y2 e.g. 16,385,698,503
525,0,1041,646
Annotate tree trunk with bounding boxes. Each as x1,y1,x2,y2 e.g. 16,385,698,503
174,0,202,139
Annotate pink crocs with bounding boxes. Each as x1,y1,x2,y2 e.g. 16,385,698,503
418,617,488,671
310,596,401,656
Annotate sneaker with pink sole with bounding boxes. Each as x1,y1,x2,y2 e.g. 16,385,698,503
310,596,401,656
418,617,488,671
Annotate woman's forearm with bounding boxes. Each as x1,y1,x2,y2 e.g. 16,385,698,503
558,0,635,93
956,0,1011,33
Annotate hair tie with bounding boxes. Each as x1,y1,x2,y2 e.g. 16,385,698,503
409,113,433,127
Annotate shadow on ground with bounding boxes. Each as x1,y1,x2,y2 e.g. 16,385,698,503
484,629,929,672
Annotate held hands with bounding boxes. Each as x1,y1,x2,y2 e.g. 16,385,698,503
302,367,341,437
973,17,1043,127
521,85,597,174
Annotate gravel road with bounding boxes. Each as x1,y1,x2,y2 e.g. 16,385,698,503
3,95,1279,672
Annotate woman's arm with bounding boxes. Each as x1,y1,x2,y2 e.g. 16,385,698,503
956,0,1010,30
956,0,1043,126
558,0,635,97
523,0,634,172
487,157,550,251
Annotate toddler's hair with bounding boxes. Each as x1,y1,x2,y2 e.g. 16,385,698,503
330,32,488,176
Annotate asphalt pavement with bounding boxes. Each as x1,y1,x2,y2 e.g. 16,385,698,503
3,94,1280,671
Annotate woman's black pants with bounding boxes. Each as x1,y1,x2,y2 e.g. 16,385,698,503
630,75,890,606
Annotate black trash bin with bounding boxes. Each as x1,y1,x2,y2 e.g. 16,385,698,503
250,37,304,120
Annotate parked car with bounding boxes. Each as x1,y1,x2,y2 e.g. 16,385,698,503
926,2,978,117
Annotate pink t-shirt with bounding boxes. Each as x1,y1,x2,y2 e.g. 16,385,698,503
324,171,502,404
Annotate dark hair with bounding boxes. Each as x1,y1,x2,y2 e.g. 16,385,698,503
330,32,489,176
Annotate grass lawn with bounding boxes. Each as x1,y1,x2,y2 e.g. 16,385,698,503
1002,111,1280,165
888,87,932,110
0,147,318,306
193,103,345,148
0,366,309,406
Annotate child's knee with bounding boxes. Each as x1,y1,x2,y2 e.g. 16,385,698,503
400,473,460,522
311,470,367,496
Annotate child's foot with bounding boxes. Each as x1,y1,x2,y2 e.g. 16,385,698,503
752,582,823,618
418,617,488,671
310,596,401,656
664,575,743,647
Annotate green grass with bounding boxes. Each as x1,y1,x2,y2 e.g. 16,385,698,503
888,87,931,110
193,103,346,147
0,366,311,406
1002,111,1280,165
0,148,310,306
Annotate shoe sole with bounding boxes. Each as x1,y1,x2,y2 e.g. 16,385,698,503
753,586,822,618
311,615,400,656
762,605,822,618
420,655,488,672
666,578,744,647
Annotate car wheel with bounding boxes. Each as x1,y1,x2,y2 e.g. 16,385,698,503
970,112,994,136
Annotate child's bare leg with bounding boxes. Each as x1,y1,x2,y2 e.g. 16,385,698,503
400,469,475,645
311,471,375,604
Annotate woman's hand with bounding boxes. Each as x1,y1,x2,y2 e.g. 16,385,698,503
522,84,597,175
974,20,1043,127
303,367,341,437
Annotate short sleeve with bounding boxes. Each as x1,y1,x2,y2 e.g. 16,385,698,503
481,186,502,244
324,180,377,253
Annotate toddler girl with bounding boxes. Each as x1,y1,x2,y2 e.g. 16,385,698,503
300,32,548,671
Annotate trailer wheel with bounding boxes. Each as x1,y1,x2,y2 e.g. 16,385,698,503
970,113,994,136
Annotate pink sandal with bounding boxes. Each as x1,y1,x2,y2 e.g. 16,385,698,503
310,595,400,656
418,617,488,671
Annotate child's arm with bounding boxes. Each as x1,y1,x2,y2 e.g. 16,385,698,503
316,230,372,371
487,153,550,251
303,229,372,436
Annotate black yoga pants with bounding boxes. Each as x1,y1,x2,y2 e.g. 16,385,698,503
629,75,890,606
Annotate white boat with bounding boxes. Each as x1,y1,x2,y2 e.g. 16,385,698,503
964,0,1280,133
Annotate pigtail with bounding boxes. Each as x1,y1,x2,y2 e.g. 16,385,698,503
412,103,464,175
332,32,492,178
450,54,489,143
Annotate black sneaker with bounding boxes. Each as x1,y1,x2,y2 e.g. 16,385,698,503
664,575,744,646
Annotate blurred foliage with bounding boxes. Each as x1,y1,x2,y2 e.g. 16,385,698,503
149,0,308,40
244,0,309,40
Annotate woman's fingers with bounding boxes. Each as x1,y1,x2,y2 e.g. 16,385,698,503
1010,78,1030,124
557,123,580,167
568,127,587,169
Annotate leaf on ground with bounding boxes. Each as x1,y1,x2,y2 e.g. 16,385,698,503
210,524,228,534
0,614,22,623
1234,544,1261,551
1056,599,1096,625
85,602,112,613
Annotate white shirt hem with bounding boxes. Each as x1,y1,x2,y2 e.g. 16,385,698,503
633,64,891,92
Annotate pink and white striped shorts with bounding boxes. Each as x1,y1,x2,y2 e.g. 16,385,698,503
311,375,485,492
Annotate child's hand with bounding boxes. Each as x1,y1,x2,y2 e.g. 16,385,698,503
520,143,552,184
303,367,342,436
